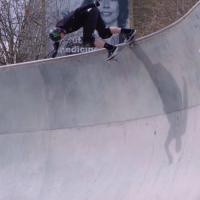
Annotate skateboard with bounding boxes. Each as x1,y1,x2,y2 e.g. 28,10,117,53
106,37,136,61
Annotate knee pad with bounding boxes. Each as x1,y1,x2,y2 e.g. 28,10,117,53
99,28,112,39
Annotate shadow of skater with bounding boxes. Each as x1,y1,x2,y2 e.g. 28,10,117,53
130,44,188,164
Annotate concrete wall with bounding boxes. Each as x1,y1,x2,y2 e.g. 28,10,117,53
0,2,200,200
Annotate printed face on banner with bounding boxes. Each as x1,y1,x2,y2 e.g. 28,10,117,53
99,0,119,26
81,0,128,27
48,0,129,28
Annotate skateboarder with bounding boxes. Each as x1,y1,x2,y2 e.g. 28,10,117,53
49,0,136,60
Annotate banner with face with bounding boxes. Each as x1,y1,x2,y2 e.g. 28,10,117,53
47,0,130,55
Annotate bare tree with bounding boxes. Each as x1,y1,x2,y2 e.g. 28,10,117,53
131,0,198,37
0,0,47,65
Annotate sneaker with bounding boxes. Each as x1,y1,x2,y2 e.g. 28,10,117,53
124,29,137,42
106,46,119,61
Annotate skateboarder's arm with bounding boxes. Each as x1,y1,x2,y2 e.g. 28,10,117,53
51,42,59,58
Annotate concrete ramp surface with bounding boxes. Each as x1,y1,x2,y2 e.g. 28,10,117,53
1,2,200,200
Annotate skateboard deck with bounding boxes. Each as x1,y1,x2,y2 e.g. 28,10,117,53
106,38,136,61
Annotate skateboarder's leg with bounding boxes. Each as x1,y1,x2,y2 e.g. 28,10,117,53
95,11,136,42
94,37,118,61
83,7,118,59
95,11,113,39
82,8,99,46
83,7,110,46
82,8,111,46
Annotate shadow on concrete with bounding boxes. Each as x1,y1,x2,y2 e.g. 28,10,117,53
130,44,188,164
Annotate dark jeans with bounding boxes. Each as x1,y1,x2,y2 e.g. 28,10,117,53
82,7,112,46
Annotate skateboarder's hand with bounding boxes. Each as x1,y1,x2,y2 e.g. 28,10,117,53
95,0,100,7
51,41,59,58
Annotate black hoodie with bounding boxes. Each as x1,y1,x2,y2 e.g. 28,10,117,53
56,3,97,33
